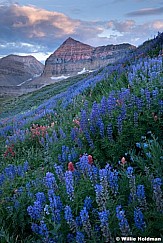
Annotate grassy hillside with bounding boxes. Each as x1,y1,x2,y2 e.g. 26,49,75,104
0,33,163,243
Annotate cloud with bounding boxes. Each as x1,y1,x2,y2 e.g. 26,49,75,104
0,3,106,54
126,7,163,17
105,19,163,46
107,20,135,32
0,3,163,61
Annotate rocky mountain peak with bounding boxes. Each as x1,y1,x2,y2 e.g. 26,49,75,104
62,37,80,45
43,38,136,77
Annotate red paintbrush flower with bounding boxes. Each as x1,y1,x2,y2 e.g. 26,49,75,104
68,162,75,172
88,155,93,165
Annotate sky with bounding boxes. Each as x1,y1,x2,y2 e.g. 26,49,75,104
0,0,163,62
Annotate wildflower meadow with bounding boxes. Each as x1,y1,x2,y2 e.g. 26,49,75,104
0,33,163,243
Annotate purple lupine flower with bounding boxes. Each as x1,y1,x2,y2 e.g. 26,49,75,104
65,171,74,201
116,205,132,236
5,165,16,180
84,130,94,148
92,101,100,120
36,192,46,205
95,184,106,210
52,130,58,141
100,96,107,115
16,165,24,177
48,189,62,223
121,103,127,120
126,167,136,202
136,185,147,209
80,109,88,131
76,231,85,243
31,223,40,234
134,111,138,127
59,127,66,139
87,165,94,184
98,210,112,242
92,165,99,184
71,148,78,160
89,122,96,134
76,216,82,227
80,207,92,237
64,205,76,232
54,164,64,182
145,89,151,109
135,97,143,111
117,115,123,135
48,189,62,210
67,233,75,243
134,208,146,231
153,178,163,212
71,127,78,141
126,166,134,177
84,196,92,211
96,117,105,138
23,160,29,172
61,145,68,162
44,172,58,190
99,168,108,198
25,182,33,198
107,123,113,141
58,154,63,163
152,89,159,100
27,200,43,220
38,220,49,238
64,205,73,224
108,170,119,194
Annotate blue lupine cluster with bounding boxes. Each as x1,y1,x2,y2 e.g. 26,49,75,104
76,231,85,243
80,207,92,237
64,205,76,232
31,220,49,239
152,178,163,212
99,168,108,198
0,161,29,189
98,210,112,241
83,196,92,211
58,145,78,164
107,123,113,141
0,53,161,152
134,208,146,231
48,189,62,223
136,185,147,209
116,205,132,236
65,171,74,201
44,172,58,190
54,164,65,182
126,166,134,177
76,154,91,176
127,167,136,203
95,184,106,210
27,192,46,220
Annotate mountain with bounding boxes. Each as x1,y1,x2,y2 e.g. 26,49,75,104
0,55,44,86
42,37,136,77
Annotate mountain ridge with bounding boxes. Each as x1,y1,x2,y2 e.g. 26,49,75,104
0,54,44,86
42,37,136,77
